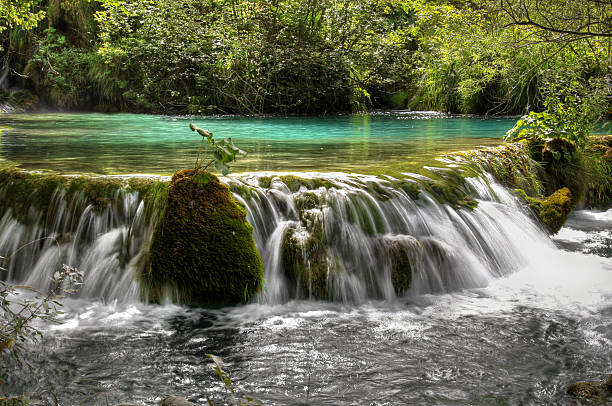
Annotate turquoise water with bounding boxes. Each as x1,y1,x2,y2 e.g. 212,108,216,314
0,112,513,175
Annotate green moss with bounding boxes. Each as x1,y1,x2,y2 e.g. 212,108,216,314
385,237,422,295
258,176,272,189
451,144,543,197
127,177,170,223
366,181,393,201
543,153,583,205
506,136,611,209
567,375,612,400
519,187,573,234
294,192,322,213
228,182,253,200
0,166,66,222
146,169,263,305
344,197,384,235
257,175,334,192
420,173,479,210
279,175,335,192
394,180,421,200
281,223,331,299
581,136,612,208
0,166,170,224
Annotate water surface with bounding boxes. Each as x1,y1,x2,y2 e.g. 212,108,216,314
0,112,510,175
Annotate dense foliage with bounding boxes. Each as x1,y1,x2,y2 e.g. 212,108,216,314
0,0,610,116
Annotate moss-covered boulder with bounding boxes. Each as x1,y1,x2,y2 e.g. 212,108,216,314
146,169,263,304
383,235,422,295
281,208,332,299
567,375,612,401
514,187,572,234
257,174,334,192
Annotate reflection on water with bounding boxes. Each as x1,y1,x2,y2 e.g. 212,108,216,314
0,112,511,175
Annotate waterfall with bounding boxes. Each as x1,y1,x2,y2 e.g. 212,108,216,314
228,170,549,304
0,183,153,302
0,146,553,304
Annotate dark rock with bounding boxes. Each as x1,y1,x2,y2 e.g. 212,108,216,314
383,235,422,295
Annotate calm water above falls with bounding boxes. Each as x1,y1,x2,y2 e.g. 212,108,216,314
0,112,509,175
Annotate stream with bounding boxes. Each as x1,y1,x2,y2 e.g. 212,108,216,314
0,113,610,405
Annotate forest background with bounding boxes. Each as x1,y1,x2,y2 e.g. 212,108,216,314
0,0,611,117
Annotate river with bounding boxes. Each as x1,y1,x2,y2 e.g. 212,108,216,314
0,113,610,405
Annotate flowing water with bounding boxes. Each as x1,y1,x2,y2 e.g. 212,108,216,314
0,113,610,405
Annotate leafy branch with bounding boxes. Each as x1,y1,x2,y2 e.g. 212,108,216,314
1,263,83,370
189,123,247,177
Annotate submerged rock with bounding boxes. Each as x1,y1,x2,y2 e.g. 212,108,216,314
146,169,263,304
159,396,196,406
567,375,612,401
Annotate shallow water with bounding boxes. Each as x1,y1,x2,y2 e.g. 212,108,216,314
0,112,509,176
3,213,611,405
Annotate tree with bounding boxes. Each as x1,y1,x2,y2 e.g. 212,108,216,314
0,0,46,34
499,0,612,41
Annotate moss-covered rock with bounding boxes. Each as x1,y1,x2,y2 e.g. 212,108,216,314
567,375,612,401
257,175,334,192
0,165,170,223
393,179,421,200
415,168,479,210
449,143,543,197
383,236,422,295
281,224,332,299
279,175,334,192
146,169,263,304
514,187,573,234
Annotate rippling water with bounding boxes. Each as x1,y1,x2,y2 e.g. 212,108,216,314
3,212,611,405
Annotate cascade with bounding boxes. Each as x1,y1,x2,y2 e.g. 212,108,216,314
0,146,553,304
229,170,548,303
